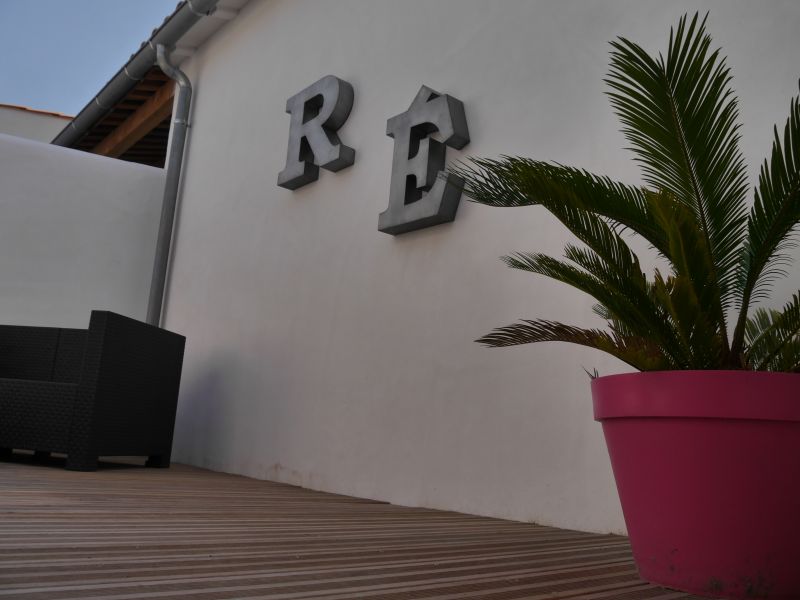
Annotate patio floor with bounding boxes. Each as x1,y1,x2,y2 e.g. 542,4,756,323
0,455,701,599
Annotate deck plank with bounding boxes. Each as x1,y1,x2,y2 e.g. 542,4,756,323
0,456,700,599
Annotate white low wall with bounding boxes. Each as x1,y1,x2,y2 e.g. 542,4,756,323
0,134,165,328
0,106,70,143
165,0,800,534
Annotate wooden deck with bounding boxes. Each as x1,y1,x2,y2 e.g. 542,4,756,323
0,455,700,599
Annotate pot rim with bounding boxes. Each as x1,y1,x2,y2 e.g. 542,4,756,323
592,370,800,422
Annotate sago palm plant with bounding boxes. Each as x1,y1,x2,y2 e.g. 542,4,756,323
454,13,800,372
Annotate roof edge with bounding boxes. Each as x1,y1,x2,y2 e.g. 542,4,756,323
51,0,220,147
0,103,73,120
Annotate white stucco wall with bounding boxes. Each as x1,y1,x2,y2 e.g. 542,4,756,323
0,106,70,143
164,0,800,534
0,134,165,328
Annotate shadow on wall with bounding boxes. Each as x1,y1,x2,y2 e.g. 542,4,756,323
173,356,237,468
172,349,301,479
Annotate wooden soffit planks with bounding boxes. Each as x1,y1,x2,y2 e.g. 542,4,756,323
91,80,175,158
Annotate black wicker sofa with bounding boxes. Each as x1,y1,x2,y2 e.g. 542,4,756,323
0,311,185,471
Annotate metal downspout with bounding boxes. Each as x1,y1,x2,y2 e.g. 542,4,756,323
146,45,192,326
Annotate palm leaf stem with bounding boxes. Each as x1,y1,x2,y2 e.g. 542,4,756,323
660,68,731,358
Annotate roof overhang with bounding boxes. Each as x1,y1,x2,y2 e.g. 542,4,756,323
52,0,250,165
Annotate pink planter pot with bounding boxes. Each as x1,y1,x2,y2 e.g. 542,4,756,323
592,371,800,599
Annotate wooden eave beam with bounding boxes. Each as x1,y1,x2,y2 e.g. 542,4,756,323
92,81,175,158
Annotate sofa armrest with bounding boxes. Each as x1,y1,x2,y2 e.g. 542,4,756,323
72,311,186,457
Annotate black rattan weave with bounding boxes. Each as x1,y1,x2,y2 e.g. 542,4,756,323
0,311,185,471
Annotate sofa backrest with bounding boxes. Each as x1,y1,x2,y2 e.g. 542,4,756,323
0,324,88,384
0,326,61,381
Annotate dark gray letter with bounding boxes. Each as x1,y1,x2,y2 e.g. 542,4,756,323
277,75,355,190
378,86,469,235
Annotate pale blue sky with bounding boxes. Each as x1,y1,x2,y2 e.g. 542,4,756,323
0,0,177,115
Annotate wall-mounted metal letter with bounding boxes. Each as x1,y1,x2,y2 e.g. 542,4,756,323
378,86,469,235
277,75,355,190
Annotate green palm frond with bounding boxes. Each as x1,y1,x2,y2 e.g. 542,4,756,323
647,191,728,365
476,319,672,371
502,251,686,365
650,271,724,368
730,94,800,357
455,12,800,374
745,293,800,371
452,158,669,255
606,13,749,350
593,304,635,338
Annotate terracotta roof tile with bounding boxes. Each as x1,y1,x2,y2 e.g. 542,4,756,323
0,103,73,120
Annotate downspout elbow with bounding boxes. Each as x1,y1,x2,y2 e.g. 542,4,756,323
156,44,191,91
